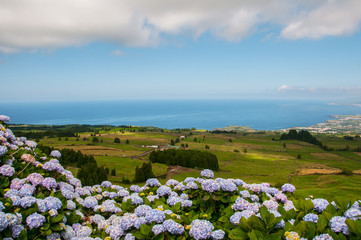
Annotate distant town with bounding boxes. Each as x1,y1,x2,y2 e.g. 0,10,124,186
216,114,361,134
284,114,361,134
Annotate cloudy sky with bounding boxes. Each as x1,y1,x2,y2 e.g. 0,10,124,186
1,0,361,102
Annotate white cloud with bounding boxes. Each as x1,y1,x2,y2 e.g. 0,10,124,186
281,0,361,39
1,0,361,53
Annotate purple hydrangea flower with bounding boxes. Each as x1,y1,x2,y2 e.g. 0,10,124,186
344,207,361,220
281,183,296,193
312,198,329,212
274,192,288,203
163,219,184,235
219,179,237,192
0,212,8,231
189,219,214,240
101,181,112,188
83,196,98,208
145,209,166,223
26,173,44,186
109,225,124,239
44,196,62,210
0,115,10,122
202,179,220,193
135,205,152,217
25,140,37,148
0,146,8,157
18,184,35,197
146,178,161,187
37,199,48,212
20,196,37,208
157,185,172,197
303,213,319,223
313,234,334,240
50,150,61,159
41,177,58,190
263,200,279,211
0,164,15,177
211,230,225,240
201,169,214,178
11,224,24,238
329,216,349,235
130,185,141,192
152,224,165,235
166,179,179,186
230,210,255,224
186,182,198,190
26,213,46,230
124,233,135,240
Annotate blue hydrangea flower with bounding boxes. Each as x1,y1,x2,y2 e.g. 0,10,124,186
109,225,124,239
201,169,214,178
18,184,36,197
152,224,165,235
26,173,44,186
50,150,61,159
145,209,166,223
26,213,46,230
313,233,334,240
189,219,214,240
263,200,279,211
166,179,179,186
10,178,26,190
163,219,184,235
202,179,220,193
211,229,225,240
41,177,58,190
184,177,196,183
167,196,182,206
219,179,237,192
312,198,329,212
44,196,62,210
0,115,10,122
186,182,198,190
120,213,137,230
329,216,349,235
0,212,8,231
20,196,37,208
344,207,361,220
303,213,319,223
182,200,193,208
83,196,98,208
230,210,255,224
10,224,24,238
281,183,296,193
157,185,172,196
146,178,161,187
101,181,112,188
135,205,152,217
124,233,135,240
0,164,15,177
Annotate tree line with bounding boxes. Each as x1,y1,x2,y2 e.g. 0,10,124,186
37,144,107,186
280,130,323,147
149,149,219,170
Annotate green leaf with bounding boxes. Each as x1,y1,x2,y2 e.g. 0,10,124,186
140,224,151,236
248,230,264,240
317,215,328,232
50,214,64,224
173,202,182,212
265,232,282,240
50,224,62,231
229,229,247,240
202,195,210,201
132,231,145,239
41,223,51,231
153,233,165,240
218,216,229,223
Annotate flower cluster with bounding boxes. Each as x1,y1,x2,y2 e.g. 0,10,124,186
0,115,360,240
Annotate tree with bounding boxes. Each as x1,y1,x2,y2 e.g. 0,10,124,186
205,145,210,149
229,138,232,142
193,137,197,142
126,139,130,144
111,169,116,176
92,137,99,143
170,139,175,145
186,143,189,148
114,137,120,143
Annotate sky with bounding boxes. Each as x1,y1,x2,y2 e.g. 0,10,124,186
1,0,361,102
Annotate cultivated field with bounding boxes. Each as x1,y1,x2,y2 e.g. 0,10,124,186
36,128,361,201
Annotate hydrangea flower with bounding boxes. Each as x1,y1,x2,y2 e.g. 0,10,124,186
344,207,361,220
145,209,166,223
26,213,46,230
130,185,141,192
146,178,161,187
0,115,10,122
124,233,136,240
157,185,172,196
50,150,61,158
0,212,8,231
27,173,44,186
163,219,184,235
201,169,214,178
312,198,329,212
211,229,225,240
303,213,319,223
189,219,214,240
44,196,62,210
329,216,349,235
281,183,296,193
202,179,220,193
0,164,15,177
83,196,98,208
313,233,334,240
41,177,58,190
135,205,152,217
0,146,8,157
152,224,165,235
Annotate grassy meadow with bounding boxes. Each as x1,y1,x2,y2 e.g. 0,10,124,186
33,127,361,201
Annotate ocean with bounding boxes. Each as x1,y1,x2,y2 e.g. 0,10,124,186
1,99,361,130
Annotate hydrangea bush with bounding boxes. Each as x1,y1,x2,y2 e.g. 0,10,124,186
1,115,361,240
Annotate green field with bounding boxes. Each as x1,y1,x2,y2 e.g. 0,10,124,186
32,127,361,201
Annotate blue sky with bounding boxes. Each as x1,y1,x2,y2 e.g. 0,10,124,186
1,0,361,102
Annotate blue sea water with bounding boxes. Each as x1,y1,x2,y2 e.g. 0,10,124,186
1,99,361,130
